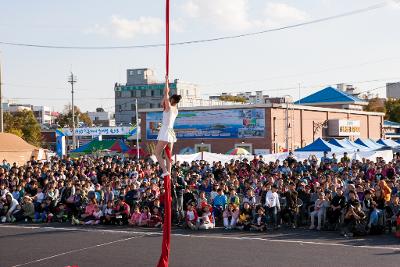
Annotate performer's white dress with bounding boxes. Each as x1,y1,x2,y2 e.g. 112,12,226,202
157,107,178,143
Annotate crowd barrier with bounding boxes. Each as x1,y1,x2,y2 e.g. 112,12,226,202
171,150,394,164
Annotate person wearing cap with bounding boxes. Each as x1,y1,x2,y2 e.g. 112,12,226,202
197,204,214,230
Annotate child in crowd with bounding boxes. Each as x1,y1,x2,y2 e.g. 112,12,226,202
129,206,142,226
185,203,198,230
223,203,239,230
197,204,214,230
84,205,102,225
251,207,267,232
149,206,162,228
140,206,151,227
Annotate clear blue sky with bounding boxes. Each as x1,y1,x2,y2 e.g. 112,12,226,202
1,0,399,112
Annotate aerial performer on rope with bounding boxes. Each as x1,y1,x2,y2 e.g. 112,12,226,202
156,1,181,266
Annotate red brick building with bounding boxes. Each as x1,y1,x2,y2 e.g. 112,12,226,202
139,103,384,155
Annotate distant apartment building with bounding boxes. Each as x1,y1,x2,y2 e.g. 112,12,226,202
386,82,400,99
210,91,291,105
87,108,116,127
3,103,56,126
115,68,236,125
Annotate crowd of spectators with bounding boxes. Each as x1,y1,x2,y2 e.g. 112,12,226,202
1,151,400,238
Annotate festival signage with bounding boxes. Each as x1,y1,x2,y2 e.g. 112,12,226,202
146,108,265,139
56,127,138,137
328,120,361,136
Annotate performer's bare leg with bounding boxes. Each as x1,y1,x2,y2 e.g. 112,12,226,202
155,141,169,174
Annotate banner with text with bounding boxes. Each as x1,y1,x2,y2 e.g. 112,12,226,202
146,108,265,140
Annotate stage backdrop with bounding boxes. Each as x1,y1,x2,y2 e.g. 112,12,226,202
146,108,265,140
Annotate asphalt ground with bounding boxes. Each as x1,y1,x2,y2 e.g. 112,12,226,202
0,224,399,267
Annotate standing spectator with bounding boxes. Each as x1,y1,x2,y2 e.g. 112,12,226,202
265,185,280,229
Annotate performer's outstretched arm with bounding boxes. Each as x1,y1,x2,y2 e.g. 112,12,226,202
162,76,171,111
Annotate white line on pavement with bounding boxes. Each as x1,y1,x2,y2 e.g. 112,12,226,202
2,225,400,253
10,235,142,267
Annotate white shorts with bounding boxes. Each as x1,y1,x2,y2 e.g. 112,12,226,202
157,127,177,143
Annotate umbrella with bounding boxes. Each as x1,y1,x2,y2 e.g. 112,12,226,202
126,148,147,157
226,147,251,155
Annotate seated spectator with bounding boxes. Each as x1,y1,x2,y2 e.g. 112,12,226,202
140,206,151,227
114,196,130,225
196,191,208,212
223,203,239,230
236,202,253,230
251,207,267,232
185,203,198,230
13,196,35,222
84,205,102,225
242,189,257,209
1,193,20,223
327,187,346,228
227,189,240,207
149,206,162,228
101,200,115,225
386,195,400,231
197,204,214,230
128,206,142,226
310,192,328,231
72,198,96,225
342,203,366,237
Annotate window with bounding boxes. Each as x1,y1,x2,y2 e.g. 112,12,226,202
129,70,134,75
131,104,135,110
130,91,135,97
141,90,146,97
195,144,211,153
160,89,164,96
234,143,253,154
151,90,155,97
137,70,142,74
158,103,161,108
117,105,122,112
149,103,154,108
116,92,122,97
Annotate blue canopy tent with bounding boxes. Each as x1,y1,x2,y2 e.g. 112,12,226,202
328,139,369,152
355,138,384,150
296,138,346,152
376,139,400,148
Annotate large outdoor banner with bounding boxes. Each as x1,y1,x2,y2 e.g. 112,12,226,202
56,127,138,137
146,108,265,139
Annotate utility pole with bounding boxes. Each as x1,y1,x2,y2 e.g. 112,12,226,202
285,100,289,152
135,98,140,159
0,52,3,132
68,73,77,149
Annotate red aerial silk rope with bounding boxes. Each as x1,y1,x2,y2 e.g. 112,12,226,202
157,1,171,267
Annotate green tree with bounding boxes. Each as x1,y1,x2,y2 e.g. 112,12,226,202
55,105,92,127
385,98,400,122
364,97,386,113
219,95,247,103
4,110,42,146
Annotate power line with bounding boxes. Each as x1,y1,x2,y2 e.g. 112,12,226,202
0,1,394,50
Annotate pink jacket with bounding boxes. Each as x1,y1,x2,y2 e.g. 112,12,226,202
130,212,142,224
85,204,97,216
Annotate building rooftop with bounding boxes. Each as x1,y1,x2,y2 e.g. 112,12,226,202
294,86,366,106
